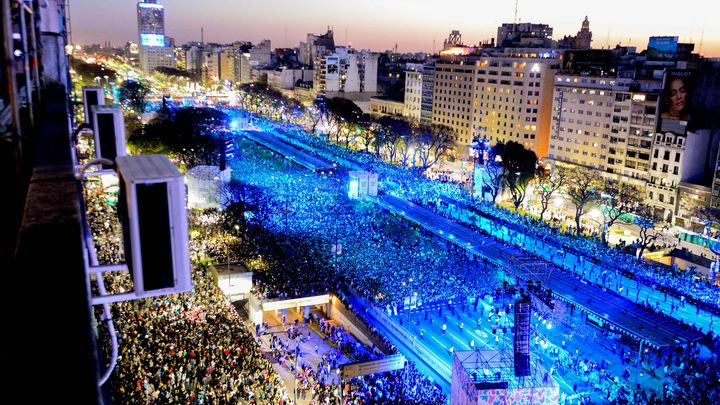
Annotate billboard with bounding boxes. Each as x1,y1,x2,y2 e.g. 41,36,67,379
647,36,678,59
140,33,165,47
657,69,695,135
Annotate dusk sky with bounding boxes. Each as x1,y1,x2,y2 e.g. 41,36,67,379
71,0,720,57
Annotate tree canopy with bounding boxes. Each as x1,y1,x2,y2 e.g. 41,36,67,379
128,107,230,170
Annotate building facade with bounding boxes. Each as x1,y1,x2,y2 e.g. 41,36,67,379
647,130,716,222
370,97,405,116
137,0,175,75
403,70,423,121
314,47,378,97
432,50,560,156
548,74,658,186
421,64,436,124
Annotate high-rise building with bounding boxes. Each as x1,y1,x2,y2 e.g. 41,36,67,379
432,49,561,156
137,0,175,75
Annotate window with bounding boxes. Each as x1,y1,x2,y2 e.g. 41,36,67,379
675,153,680,162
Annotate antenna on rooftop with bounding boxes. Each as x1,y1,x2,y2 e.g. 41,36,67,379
514,0,519,26
699,29,705,54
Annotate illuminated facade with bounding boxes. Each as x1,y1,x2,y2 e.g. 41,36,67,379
548,74,658,186
137,0,175,75
432,50,560,156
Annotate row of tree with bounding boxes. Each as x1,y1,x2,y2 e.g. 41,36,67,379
479,141,667,256
237,84,455,172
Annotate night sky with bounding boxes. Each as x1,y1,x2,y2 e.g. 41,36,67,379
71,0,720,56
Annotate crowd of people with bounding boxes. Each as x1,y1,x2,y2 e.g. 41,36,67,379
235,111,720,402
84,180,291,403
255,111,720,321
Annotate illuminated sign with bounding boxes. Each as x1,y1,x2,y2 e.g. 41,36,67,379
140,33,165,47
138,2,163,9
658,69,695,135
439,47,473,56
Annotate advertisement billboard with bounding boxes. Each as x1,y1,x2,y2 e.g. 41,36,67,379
140,33,165,47
657,69,695,135
647,36,678,59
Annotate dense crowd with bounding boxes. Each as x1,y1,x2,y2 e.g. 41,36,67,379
229,136,498,307
233,112,720,402
84,180,291,404
103,268,289,403
251,112,720,318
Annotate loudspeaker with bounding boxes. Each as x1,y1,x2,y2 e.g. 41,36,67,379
82,86,105,125
116,155,193,297
91,105,126,168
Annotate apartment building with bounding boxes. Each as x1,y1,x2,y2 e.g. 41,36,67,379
314,47,379,96
403,70,423,121
548,74,658,186
646,131,712,222
432,50,560,156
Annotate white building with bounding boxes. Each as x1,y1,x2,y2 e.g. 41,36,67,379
267,68,313,90
403,70,423,121
647,131,713,222
314,47,378,97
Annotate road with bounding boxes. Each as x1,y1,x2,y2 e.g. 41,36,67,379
377,194,704,347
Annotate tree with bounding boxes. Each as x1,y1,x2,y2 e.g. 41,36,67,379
481,150,504,203
635,204,670,259
496,141,538,211
397,133,417,168
601,182,643,244
128,107,230,169
414,124,454,172
565,168,605,235
117,80,150,113
326,97,363,145
537,165,569,221
374,116,412,164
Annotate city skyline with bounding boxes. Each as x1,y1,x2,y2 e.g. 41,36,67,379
71,0,720,56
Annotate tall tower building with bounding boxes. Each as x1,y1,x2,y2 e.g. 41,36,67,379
576,16,592,50
137,0,175,75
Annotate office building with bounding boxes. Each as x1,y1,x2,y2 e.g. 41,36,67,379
137,0,176,75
